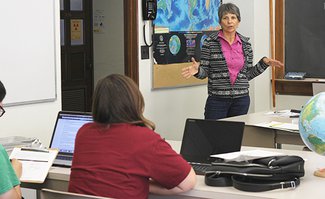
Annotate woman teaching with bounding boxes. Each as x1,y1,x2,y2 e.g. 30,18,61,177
182,3,283,120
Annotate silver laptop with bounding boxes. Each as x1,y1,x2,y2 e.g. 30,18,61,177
180,118,245,175
49,111,93,167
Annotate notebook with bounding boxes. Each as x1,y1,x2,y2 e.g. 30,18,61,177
49,111,93,167
180,118,245,175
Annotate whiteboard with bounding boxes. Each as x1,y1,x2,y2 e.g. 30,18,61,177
0,0,57,106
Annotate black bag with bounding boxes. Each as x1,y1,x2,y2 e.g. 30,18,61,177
204,155,304,192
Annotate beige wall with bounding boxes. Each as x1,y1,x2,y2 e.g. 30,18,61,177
93,0,125,85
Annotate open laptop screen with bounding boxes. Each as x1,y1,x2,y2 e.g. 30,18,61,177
180,118,245,163
49,111,93,154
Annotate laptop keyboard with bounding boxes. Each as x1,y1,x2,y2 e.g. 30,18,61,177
56,155,73,160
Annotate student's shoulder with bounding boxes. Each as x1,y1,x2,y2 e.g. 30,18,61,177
131,125,163,140
0,144,7,155
76,122,99,135
79,122,95,130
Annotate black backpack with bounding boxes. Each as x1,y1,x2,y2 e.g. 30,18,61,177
204,155,305,192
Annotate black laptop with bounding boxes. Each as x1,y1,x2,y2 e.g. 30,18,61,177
49,111,93,167
180,118,245,175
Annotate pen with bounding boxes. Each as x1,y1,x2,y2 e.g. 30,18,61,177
269,123,282,127
290,109,301,113
16,159,48,163
189,162,211,166
20,147,49,153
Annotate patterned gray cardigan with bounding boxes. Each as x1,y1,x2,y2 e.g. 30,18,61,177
194,31,269,98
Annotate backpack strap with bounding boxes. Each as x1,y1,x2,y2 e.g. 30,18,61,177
232,175,300,192
204,172,233,187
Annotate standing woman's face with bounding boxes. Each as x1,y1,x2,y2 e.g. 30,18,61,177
220,13,240,34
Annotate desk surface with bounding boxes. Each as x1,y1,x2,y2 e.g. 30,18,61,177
223,111,298,127
41,140,325,199
223,111,304,148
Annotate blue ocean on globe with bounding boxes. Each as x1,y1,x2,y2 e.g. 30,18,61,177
299,92,325,155
154,0,221,32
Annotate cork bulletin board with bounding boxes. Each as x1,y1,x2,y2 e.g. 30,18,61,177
153,63,207,89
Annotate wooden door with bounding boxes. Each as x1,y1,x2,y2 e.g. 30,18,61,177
60,0,139,111
60,0,93,111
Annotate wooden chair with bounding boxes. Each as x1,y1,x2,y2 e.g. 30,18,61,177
40,189,112,199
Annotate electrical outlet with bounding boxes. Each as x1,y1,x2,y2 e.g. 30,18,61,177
141,45,150,60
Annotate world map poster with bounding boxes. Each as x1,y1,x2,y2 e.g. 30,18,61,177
153,0,222,64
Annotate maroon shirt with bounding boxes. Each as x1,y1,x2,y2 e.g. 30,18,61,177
68,123,191,199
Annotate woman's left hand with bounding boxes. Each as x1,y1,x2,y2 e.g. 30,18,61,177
263,57,284,68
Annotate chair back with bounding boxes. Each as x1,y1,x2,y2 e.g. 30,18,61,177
40,189,112,199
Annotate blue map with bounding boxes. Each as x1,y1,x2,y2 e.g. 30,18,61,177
154,0,221,32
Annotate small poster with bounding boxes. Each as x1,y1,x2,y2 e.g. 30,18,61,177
93,9,105,33
71,19,83,45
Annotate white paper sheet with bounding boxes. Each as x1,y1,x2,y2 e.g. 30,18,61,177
211,150,284,162
254,121,299,131
9,147,58,183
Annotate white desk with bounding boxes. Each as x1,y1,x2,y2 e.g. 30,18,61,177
223,112,304,148
22,140,325,199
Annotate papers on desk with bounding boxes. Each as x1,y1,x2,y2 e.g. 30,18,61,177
265,109,300,118
9,147,58,183
254,121,299,131
211,150,284,162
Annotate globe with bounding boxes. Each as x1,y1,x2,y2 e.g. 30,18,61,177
169,35,181,55
299,92,325,155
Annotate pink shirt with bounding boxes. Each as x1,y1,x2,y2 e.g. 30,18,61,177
218,31,245,85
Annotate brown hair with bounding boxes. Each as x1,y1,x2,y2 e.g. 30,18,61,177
92,74,155,130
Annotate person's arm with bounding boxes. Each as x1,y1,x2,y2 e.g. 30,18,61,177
149,167,196,195
11,159,22,179
11,159,22,198
181,36,211,79
0,159,23,199
262,57,284,68
0,187,22,199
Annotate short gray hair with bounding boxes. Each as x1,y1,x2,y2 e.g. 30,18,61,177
218,3,241,23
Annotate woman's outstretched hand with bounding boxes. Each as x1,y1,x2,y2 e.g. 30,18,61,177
263,57,284,68
181,57,200,79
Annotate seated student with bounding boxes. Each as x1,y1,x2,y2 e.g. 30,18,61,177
68,74,196,198
0,81,23,199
